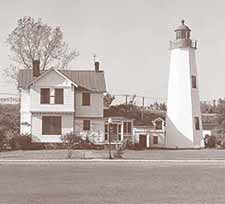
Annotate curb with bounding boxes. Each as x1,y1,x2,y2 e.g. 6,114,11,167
0,159,225,163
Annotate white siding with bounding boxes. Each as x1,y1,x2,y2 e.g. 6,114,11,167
74,118,105,144
20,112,32,135
20,89,30,112
31,113,73,143
20,89,31,135
30,70,75,112
133,127,165,148
75,91,104,117
19,69,105,143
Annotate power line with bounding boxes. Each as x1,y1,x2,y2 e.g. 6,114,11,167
112,94,166,102
0,93,19,96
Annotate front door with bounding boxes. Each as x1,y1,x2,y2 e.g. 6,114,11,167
139,134,147,148
110,124,118,142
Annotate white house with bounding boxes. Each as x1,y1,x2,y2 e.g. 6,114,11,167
133,117,165,148
18,60,106,143
104,116,134,145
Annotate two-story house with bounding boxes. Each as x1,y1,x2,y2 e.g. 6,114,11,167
18,60,106,143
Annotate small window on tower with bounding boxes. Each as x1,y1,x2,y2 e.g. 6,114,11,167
192,76,197,88
194,117,200,130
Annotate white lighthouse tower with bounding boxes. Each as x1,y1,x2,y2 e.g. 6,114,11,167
166,20,202,148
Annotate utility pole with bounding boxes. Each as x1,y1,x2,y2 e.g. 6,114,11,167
125,94,128,105
108,118,113,159
141,96,145,121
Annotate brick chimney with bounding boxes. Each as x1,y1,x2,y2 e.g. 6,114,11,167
95,61,100,72
33,60,40,77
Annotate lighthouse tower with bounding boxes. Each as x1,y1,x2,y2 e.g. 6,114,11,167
166,20,202,148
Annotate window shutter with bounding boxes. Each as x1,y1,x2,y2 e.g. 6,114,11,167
40,88,50,104
55,88,64,104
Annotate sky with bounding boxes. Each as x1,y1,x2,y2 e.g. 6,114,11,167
0,0,225,101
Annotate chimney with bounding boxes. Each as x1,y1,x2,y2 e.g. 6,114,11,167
33,60,40,77
95,61,100,72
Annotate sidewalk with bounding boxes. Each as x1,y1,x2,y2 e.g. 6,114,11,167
0,149,225,161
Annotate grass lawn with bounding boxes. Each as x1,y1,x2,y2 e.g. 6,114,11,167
0,148,225,160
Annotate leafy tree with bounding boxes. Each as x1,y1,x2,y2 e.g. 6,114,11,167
104,104,165,126
0,104,20,149
104,93,115,107
5,16,78,81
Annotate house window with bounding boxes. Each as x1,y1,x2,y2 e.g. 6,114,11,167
82,93,91,106
155,121,162,130
118,124,122,141
176,30,186,39
104,124,108,140
110,124,118,141
192,76,197,88
153,136,158,144
83,120,91,131
194,117,200,130
55,88,64,104
123,122,132,134
40,88,50,104
42,116,61,135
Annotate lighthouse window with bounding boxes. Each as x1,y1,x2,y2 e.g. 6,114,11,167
176,30,186,39
192,76,197,88
194,117,200,130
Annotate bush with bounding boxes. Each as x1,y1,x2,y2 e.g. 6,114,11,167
10,134,44,150
61,132,83,158
28,143,45,150
204,135,217,148
11,135,32,150
113,147,124,158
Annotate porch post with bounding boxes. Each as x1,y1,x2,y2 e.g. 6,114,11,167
121,122,124,141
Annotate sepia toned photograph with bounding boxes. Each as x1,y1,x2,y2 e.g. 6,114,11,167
0,0,225,203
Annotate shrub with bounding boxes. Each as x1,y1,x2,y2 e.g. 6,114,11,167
61,132,83,158
204,135,217,148
11,134,32,150
113,147,124,158
113,139,128,159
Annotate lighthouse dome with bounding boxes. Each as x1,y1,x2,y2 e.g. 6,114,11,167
174,20,191,41
175,20,191,31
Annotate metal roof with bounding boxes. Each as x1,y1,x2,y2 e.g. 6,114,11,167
18,69,106,92
175,20,191,31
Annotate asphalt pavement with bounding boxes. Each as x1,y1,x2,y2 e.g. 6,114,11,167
0,161,224,204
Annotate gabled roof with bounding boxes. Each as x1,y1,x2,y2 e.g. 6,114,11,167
152,117,165,126
153,117,165,123
27,68,78,88
18,69,107,92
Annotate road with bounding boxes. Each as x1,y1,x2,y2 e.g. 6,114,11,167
0,161,225,204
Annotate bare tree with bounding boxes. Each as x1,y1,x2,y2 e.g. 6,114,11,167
61,132,83,159
5,16,78,81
